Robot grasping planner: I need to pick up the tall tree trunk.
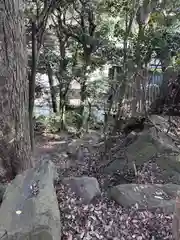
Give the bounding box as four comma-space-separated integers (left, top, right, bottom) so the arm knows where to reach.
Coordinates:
59, 90, 66, 131
77, 50, 90, 131
85, 99, 92, 132
29, 22, 37, 152
60, 104, 66, 131
0, 0, 33, 180
47, 64, 57, 113
28, 3, 52, 150
77, 81, 87, 131
160, 58, 171, 100
113, 6, 135, 128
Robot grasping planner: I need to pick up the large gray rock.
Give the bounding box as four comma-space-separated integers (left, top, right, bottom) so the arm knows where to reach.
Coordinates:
126, 127, 179, 163
105, 127, 180, 179
0, 183, 6, 203
149, 115, 170, 131
110, 183, 180, 214
63, 176, 101, 204
0, 160, 61, 240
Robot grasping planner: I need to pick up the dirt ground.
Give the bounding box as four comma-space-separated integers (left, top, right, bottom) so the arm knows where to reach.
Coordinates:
33, 129, 176, 240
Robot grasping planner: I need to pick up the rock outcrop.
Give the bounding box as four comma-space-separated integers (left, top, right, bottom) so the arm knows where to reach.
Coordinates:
63, 176, 101, 204
0, 183, 6, 204
104, 121, 180, 183
110, 183, 180, 214
0, 160, 61, 240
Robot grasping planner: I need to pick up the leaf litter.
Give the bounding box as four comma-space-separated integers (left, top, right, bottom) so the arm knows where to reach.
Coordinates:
36, 133, 175, 239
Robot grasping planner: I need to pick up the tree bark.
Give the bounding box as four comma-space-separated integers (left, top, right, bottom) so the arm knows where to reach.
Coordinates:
77, 81, 87, 130
29, 21, 37, 152
47, 64, 57, 113
77, 49, 90, 131
0, 0, 33, 180
160, 58, 171, 100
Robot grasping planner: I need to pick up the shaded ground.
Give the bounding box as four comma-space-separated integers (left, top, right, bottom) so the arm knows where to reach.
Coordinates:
34, 121, 180, 240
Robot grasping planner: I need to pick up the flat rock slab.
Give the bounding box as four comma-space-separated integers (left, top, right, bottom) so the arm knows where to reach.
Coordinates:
63, 176, 101, 204
110, 183, 180, 214
0, 160, 61, 240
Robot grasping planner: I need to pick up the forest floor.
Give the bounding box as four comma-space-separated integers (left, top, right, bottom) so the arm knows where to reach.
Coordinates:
34, 124, 177, 240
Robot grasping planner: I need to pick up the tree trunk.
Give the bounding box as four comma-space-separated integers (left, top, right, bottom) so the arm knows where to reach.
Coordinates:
29, 22, 37, 151
60, 104, 66, 131
160, 58, 171, 100
47, 64, 57, 113
85, 100, 92, 132
0, 0, 33, 180
77, 81, 87, 130
59, 89, 66, 131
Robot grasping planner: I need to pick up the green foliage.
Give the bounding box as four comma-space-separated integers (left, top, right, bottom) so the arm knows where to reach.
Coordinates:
45, 115, 62, 133
39, 110, 84, 133
27, 0, 180, 131
35, 115, 46, 122
34, 115, 59, 133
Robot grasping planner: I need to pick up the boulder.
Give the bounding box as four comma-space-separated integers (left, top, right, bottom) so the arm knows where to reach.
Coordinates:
149, 114, 169, 128
110, 183, 180, 214
105, 127, 180, 176
123, 131, 138, 147
67, 139, 84, 158
63, 176, 101, 204
0, 160, 61, 240
0, 183, 6, 203
126, 127, 179, 163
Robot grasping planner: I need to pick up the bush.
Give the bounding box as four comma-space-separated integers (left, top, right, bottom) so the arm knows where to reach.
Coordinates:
33, 115, 46, 133
45, 114, 62, 133
34, 111, 80, 133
